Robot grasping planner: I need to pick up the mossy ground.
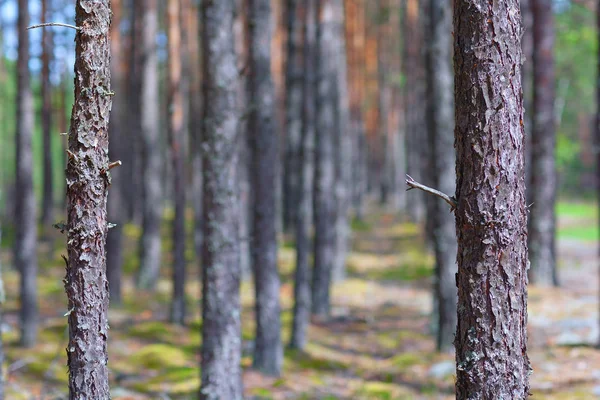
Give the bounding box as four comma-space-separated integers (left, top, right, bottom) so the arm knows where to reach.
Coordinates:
0, 201, 598, 398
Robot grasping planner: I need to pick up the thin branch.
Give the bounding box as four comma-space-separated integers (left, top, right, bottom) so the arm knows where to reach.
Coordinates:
405, 174, 457, 211
27, 22, 79, 31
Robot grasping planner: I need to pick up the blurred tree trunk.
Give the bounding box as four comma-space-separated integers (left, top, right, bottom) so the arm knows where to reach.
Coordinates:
64, 1, 112, 396
332, 0, 351, 283
41, 0, 54, 228
453, 0, 530, 396
283, 0, 302, 235
248, 0, 283, 375
200, 0, 243, 398
521, 0, 533, 196
403, 0, 426, 223
424, 0, 457, 352
529, 0, 557, 287
290, 0, 315, 351
136, 0, 163, 290
596, 0, 600, 348
168, 0, 187, 325
312, 0, 338, 318
15, 0, 38, 348
186, 0, 204, 264
377, 0, 392, 205
0, 220, 5, 400
107, 0, 125, 305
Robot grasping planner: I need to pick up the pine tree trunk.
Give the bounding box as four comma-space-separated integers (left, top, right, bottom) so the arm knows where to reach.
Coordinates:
200, 0, 243, 398
107, 0, 125, 305
283, 0, 302, 235
521, 0, 533, 197
64, 1, 112, 397
41, 0, 54, 228
453, 1, 530, 397
248, 0, 283, 376
290, 0, 316, 351
529, 0, 557, 287
168, 0, 187, 325
137, 0, 163, 290
332, 0, 351, 283
15, 0, 38, 348
424, 0, 457, 353
312, 0, 338, 318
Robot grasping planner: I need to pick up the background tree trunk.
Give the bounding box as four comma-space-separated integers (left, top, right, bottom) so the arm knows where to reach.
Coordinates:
529, 0, 558, 287
200, 0, 243, 397
290, 0, 316, 351
521, 0, 533, 195
424, 0, 457, 352
248, 0, 283, 376
453, 0, 530, 397
64, 1, 112, 396
137, 0, 163, 290
41, 0, 54, 228
312, 0, 338, 318
15, 0, 38, 348
283, 0, 302, 235
107, 0, 125, 306
168, 0, 187, 325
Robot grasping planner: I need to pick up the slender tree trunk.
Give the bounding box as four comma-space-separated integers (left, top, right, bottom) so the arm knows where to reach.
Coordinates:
377, 0, 392, 205
424, 0, 457, 352
168, 0, 187, 325
312, 0, 338, 318
453, 1, 530, 397
332, 0, 351, 283
596, 0, 600, 349
107, 0, 125, 306
248, 0, 283, 376
15, 0, 38, 348
64, 1, 112, 397
41, 0, 54, 228
290, 0, 316, 351
137, 0, 163, 290
0, 222, 5, 400
528, 0, 557, 287
283, 0, 302, 235
200, 0, 243, 398
403, 0, 426, 223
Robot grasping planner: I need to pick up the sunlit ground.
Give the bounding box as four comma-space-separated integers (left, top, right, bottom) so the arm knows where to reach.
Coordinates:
0, 200, 599, 399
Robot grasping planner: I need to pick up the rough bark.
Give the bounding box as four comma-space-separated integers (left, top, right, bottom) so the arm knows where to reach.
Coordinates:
64, 1, 112, 397
311, 0, 337, 318
107, 0, 125, 305
168, 0, 187, 325
290, 0, 316, 351
528, 0, 557, 287
248, 0, 283, 376
332, 0, 351, 283
137, 0, 163, 290
283, 0, 303, 235
453, 1, 531, 397
15, 0, 38, 348
199, 0, 243, 398
424, 0, 457, 352
41, 0, 55, 227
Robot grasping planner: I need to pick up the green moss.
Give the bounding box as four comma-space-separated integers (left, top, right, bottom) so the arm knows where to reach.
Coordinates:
389, 352, 423, 370
250, 388, 274, 399
287, 350, 349, 372
128, 321, 173, 342
351, 217, 372, 232
353, 382, 394, 400
557, 224, 598, 241
556, 201, 597, 219
130, 344, 189, 370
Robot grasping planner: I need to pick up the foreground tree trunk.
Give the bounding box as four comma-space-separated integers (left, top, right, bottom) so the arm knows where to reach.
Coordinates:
64, 1, 112, 397
454, 0, 530, 397
168, 0, 187, 325
290, 0, 316, 351
137, 0, 163, 290
248, 0, 283, 376
200, 0, 243, 398
41, 0, 54, 227
107, 0, 125, 305
312, 0, 337, 318
15, 0, 38, 348
528, 0, 557, 287
424, 0, 457, 352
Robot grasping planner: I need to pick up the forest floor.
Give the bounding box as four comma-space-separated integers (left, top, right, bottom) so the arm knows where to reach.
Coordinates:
1, 201, 599, 399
